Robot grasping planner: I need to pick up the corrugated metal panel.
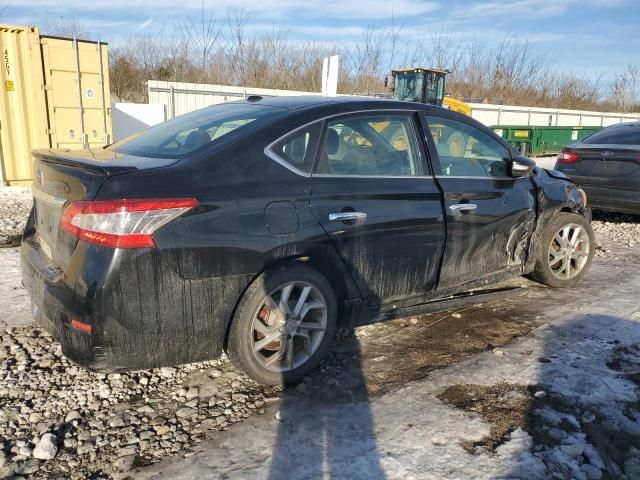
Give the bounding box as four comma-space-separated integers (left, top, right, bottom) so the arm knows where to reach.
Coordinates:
469, 103, 640, 128
0, 24, 112, 186
0, 24, 49, 185
148, 81, 317, 118
41, 35, 112, 150
146, 81, 640, 129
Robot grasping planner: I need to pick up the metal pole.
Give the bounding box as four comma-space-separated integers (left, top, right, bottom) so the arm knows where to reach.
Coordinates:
73, 36, 87, 148
97, 40, 109, 145
170, 85, 176, 119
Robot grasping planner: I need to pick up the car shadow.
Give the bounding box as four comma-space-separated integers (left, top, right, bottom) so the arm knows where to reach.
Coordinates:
267, 333, 385, 480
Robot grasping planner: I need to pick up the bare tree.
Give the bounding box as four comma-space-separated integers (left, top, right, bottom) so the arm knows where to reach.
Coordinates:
610, 64, 639, 112
43, 17, 92, 39
179, 0, 221, 80
105, 11, 637, 113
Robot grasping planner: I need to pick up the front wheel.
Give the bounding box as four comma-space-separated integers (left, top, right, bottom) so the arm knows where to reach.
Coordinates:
527, 212, 595, 288
227, 263, 337, 385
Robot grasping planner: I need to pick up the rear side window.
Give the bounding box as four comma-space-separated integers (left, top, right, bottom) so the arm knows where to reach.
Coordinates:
583, 126, 640, 145
111, 103, 279, 158
315, 114, 422, 176
269, 122, 323, 174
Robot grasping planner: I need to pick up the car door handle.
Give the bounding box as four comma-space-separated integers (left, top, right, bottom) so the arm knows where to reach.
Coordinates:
328, 212, 368, 222
449, 204, 478, 214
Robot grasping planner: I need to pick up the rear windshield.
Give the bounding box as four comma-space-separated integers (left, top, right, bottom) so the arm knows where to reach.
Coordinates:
583, 125, 640, 145
111, 103, 279, 158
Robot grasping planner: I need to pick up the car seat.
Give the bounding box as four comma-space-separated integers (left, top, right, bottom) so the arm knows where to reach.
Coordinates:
316, 128, 339, 174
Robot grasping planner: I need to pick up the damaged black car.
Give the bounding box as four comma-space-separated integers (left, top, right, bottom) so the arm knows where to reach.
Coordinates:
21, 96, 594, 384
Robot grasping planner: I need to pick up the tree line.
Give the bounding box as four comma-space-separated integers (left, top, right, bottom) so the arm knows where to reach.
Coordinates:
45, 11, 639, 113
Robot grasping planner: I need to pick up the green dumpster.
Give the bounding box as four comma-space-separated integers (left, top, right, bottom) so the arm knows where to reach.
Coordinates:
491, 125, 601, 156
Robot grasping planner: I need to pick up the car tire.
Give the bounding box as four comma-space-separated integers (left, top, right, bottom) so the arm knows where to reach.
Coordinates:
527, 212, 595, 288
227, 263, 338, 385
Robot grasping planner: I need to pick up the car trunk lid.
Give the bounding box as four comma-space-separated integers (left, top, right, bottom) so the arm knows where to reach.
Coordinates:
31, 148, 178, 269
562, 144, 640, 188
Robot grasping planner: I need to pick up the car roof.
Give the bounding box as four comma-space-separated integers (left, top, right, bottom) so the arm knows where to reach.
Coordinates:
236, 95, 435, 112
602, 121, 640, 130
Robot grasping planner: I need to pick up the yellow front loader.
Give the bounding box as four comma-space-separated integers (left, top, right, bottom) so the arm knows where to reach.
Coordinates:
387, 68, 472, 116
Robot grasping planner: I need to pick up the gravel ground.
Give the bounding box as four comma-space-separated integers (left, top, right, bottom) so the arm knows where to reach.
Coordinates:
0, 188, 32, 247
592, 211, 640, 254
0, 331, 280, 479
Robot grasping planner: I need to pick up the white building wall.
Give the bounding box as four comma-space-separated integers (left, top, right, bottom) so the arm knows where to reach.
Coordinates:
111, 103, 166, 141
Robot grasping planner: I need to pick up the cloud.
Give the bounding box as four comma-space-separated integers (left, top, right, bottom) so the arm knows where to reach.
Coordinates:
137, 18, 153, 30
453, 0, 576, 19
11, 0, 439, 20
453, 0, 626, 19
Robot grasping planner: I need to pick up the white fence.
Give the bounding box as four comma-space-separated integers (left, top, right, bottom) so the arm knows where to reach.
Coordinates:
148, 80, 640, 127
148, 81, 317, 119
469, 103, 640, 127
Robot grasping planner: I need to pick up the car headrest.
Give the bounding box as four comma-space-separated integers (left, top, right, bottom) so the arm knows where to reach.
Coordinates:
325, 128, 339, 155
184, 130, 211, 151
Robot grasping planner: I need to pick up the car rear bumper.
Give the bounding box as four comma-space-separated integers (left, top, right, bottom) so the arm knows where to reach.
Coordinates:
21, 236, 232, 371
582, 185, 640, 215
21, 237, 100, 367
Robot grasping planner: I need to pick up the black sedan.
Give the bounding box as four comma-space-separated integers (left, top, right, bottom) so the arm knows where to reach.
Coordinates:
22, 96, 594, 384
555, 122, 640, 214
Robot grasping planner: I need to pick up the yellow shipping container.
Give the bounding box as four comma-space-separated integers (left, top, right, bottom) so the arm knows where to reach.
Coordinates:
0, 24, 112, 186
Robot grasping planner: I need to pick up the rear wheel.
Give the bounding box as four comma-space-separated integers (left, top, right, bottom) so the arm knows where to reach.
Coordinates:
227, 263, 337, 385
528, 212, 595, 288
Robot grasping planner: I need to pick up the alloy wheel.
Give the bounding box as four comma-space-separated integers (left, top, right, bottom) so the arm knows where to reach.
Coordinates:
548, 223, 590, 280
251, 281, 328, 373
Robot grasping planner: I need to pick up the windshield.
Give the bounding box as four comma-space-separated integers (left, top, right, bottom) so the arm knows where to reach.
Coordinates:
394, 71, 445, 105
111, 103, 279, 158
394, 72, 424, 102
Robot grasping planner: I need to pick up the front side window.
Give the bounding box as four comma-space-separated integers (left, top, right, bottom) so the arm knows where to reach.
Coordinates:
423, 115, 510, 178
316, 114, 422, 176
269, 122, 322, 174
111, 103, 279, 159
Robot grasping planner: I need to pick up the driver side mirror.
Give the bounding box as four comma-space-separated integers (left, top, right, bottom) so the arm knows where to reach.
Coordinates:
511, 154, 536, 177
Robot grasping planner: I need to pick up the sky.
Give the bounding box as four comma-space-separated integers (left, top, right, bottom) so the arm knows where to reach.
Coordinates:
1, 0, 639, 80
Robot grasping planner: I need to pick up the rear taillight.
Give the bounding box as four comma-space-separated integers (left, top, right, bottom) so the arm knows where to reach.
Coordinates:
60, 198, 197, 248
557, 150, 578, 163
